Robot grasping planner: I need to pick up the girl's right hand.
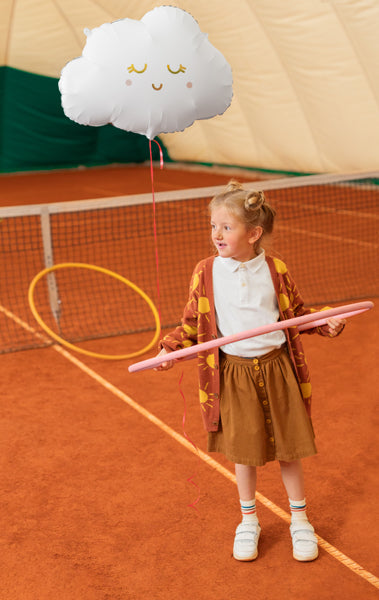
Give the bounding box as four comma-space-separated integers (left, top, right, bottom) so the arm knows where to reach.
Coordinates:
154, 347, 175, 371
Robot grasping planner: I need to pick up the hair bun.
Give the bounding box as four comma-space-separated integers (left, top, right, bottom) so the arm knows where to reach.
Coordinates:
225, 179, 244, 193
245, 190, 265, 210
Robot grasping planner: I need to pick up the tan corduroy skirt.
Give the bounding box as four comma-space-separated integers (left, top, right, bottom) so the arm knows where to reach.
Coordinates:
207, 347, 317, 466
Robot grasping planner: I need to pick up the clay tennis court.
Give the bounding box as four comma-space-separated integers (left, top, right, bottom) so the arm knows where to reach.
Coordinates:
1, 165, 378, 599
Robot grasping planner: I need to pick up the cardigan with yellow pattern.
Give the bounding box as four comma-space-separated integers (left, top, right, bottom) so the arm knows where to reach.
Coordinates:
160, 255, 334, 433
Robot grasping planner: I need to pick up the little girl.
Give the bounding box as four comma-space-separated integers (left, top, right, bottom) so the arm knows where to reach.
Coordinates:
155, 181, 345, 562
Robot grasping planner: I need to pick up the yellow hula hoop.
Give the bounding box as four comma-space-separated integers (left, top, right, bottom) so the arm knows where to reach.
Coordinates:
28, 262, 161, 360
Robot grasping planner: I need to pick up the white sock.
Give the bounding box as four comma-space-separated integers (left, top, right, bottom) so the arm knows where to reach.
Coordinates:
240, 499, 259, 524
289, 498, 308, 522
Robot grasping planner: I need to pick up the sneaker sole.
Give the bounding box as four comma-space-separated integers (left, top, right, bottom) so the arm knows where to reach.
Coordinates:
233, 550, 258, 562
293, 548, 319, 562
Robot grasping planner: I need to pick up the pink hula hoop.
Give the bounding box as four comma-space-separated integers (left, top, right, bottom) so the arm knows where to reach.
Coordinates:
128, 301, 374, 373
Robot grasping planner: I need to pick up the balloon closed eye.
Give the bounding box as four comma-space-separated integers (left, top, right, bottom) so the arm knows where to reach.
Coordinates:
167, 64, 186, 74
127, 64, 147, 74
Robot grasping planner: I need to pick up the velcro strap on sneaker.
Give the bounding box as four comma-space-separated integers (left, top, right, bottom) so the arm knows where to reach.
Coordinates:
235, 523, 260, 543
290, 521, 317, 543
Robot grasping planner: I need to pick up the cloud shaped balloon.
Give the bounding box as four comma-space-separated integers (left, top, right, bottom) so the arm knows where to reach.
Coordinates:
58, 6, 233, 140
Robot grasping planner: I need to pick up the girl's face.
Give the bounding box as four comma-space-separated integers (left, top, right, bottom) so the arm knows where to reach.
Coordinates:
210, 206, 262, 262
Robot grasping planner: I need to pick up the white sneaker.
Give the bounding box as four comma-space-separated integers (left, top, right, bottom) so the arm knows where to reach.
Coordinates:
290, 520, 319, 562
233, 521, 261, 561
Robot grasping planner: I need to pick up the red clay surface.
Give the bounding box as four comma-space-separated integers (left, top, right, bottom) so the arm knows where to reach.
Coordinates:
0, 164, 378, 599
0, 163, 264, 206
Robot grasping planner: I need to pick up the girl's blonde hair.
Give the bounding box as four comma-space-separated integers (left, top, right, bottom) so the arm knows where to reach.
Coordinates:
209, 180, 276, 237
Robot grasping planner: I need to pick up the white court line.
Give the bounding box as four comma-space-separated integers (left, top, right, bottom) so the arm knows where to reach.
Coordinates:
276, 225, 378, 250
1, 303, 378, 591
277, 200, 379, 221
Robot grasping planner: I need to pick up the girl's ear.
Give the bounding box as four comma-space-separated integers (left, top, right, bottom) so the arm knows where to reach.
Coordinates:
248, 226, 263, 245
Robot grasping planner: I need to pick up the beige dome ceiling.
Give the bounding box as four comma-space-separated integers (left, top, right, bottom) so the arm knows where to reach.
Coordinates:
2, 0, 379, 173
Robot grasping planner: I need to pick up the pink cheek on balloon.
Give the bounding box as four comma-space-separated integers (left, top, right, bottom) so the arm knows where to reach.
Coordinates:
125, 79, 133, 86
186, 81, 193, 88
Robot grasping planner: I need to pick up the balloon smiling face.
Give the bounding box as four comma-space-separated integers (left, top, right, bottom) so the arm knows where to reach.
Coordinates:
59, 6, 233, 140
126, 62, 188, 91
125, 61, 189, 93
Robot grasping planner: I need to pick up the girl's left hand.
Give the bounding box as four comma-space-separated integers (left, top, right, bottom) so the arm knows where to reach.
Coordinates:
326, 317, 346, 336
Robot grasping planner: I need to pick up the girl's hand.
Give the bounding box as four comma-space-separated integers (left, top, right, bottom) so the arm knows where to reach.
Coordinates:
154, 347, 175, 371
326, 317, 346, 336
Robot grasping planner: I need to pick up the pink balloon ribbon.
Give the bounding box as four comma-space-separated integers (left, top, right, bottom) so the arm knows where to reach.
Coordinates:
128, 301, 373, 373
149, 138, 164, 323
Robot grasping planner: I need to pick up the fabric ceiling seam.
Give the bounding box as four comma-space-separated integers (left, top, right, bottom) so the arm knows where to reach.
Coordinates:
163, 118, 214, 165
193, 120, 215, 164
230, 81, 263, 162
328, 1, 379, 109
3, 0, 17, 66
81, 0, 121, 25
208, 17, 269, 164
52, 0, 95, 55
200, 11, 262, 162
244, 0, 329, 172
232, 84, 282, 167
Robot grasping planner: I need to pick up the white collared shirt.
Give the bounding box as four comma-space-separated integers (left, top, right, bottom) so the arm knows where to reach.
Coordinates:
212, 250, 286, 357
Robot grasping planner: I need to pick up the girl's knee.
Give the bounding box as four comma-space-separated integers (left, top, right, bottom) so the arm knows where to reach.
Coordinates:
279, 459, 302, 469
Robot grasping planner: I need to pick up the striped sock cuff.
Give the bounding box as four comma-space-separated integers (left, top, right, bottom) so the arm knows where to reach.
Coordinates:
289, 498, 307, 515
240, 499, 256, 516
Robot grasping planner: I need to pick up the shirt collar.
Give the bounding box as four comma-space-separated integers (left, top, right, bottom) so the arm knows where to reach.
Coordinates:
217, 250, 266, 273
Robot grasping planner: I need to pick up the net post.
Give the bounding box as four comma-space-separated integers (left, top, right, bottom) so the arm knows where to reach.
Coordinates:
40, 206, 61, 326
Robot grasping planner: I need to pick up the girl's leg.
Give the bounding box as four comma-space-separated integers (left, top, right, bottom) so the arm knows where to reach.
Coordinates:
233, 464, 261, 562
279, 459, 318, 562
279, 459, 305, 501
235, 463, 258, 522
235, 463, 257, 501
280, 459, 308, 520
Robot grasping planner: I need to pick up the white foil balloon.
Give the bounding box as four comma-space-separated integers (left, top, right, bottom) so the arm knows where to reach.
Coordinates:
59, 6, 233, 140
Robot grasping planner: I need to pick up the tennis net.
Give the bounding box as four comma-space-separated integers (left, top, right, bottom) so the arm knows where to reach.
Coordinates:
1, 171, 378, 354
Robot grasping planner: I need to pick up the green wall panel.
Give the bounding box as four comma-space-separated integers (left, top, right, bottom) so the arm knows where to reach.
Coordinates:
0, 67, 168, 173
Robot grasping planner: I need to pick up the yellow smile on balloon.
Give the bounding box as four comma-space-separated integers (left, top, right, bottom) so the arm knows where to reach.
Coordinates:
152, 83, 163, 90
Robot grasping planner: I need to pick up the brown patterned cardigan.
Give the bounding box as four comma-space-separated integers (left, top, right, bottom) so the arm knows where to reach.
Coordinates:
160, 255, 337, 432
